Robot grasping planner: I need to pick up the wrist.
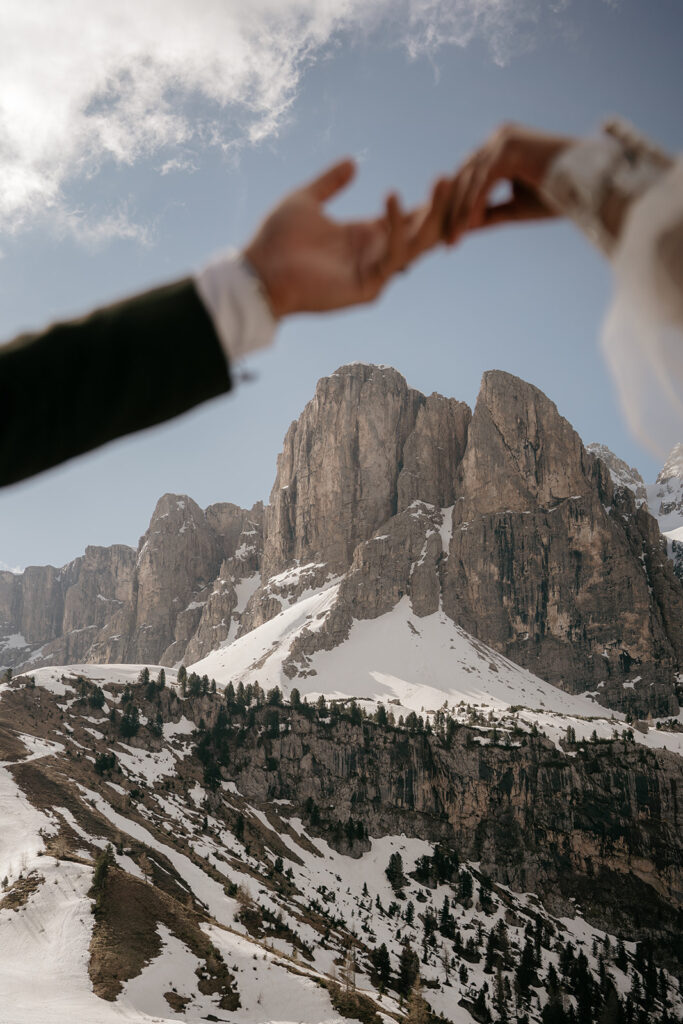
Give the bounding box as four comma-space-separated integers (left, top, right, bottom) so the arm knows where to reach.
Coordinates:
195, 250, 278, 365
242, 243, 288, 320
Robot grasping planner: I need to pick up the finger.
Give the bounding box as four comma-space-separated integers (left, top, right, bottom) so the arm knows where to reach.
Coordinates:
362, 194, 408, 299
448, 161, 480, 242
407, 178, 451, 258
475, 194, 557, 229
304, 158, 356, 202
445, 154, 487, 245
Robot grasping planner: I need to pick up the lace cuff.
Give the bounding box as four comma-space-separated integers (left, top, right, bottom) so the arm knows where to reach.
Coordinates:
540, 120, 673, 256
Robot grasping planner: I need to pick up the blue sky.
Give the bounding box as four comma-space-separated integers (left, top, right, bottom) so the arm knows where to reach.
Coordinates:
1, 0, 681, 570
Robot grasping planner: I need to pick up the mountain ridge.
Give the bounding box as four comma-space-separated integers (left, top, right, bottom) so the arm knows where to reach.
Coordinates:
2, 364, 682, 718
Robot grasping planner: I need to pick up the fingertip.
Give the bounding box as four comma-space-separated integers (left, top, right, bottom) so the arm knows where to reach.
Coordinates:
340, 157, 357, 181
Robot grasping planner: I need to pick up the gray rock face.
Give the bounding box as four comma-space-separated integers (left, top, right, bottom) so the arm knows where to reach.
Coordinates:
440, 373, 683, 709
4, 364, 682, 718
259, 368, 683, 715
262, 365, 426, 579
397, 393, 470, 511
0, 496, 264, 672
586, 442, 648, 504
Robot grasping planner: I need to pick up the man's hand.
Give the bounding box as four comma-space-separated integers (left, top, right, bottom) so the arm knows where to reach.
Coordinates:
442, 123, 574, 245
243, 159, 449, 318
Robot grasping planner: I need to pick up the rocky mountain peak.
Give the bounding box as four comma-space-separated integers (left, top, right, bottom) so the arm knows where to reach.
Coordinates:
454, 370, 591, 520
586, 442, 647, 504
262, 363, 466, 578
657, 441, 683, 483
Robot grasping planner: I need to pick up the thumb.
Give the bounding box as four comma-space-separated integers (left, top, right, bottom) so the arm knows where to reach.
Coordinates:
304, 158, 356, 202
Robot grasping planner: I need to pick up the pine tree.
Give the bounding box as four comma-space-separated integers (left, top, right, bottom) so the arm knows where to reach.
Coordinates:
386, 852, 406, 892
370, 942, 391, 992
398, 942, 420, 997
90, 843, 115, 900
119, 703, 140, 739
156, 668, 166, 689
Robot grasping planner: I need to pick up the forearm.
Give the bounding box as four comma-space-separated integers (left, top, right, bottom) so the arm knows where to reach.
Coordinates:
0, 278, 230, 487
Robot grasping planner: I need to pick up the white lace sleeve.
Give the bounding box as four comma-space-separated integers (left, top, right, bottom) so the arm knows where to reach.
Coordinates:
601, 158, 683, 455
540, 120, 672, 255
540, 122, 682, 454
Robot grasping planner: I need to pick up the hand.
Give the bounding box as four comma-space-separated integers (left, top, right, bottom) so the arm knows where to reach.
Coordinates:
243, 159, 450, 318
443, 123, 575, 245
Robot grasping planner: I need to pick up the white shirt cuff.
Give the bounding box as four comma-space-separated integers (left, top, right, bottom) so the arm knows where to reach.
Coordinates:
194, 251, 278, 367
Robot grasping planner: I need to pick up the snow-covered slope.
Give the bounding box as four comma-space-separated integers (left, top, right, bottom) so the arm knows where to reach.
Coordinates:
186, 590, 680, 754
1, 668, 681, 1024
192, 592, 601, 715
647, 441, 683, 541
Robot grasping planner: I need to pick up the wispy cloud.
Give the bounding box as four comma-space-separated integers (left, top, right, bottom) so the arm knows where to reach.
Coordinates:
0, 0, 573, 241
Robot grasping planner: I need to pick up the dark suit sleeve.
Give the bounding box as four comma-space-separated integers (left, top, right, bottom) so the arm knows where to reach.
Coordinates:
0, 277, 231, 487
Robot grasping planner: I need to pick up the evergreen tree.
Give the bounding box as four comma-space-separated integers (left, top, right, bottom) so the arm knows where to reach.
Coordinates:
397, 942, 420, 997
439, 895, 453, 937
473, 987, 491, 1022
484, 929, 497, 974
386, 852, 406, 892
90, 843, 115, 899
119, 703, 140, 739
515, 938, 536, 997
599, 985, 625, 1024
615, 939, 628, 973
156, 668, 166, 689
459, 868, 473, 902
289, 687, 301, 708
89, 685, 106, 709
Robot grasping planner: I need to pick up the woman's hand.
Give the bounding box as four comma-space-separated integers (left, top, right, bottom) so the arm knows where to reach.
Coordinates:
443, 123, 574, 245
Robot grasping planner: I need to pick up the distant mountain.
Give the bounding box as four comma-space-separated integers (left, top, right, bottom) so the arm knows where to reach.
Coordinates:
585, 443, 648, 504
2, 366, 682, 720
3, 368, 683, 1024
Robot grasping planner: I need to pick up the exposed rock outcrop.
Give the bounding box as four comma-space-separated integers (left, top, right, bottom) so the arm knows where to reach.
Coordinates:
441, 373, 683, 709
586, 442, 648, 504
256, 368, 683, 715
3, 365, 682, 717
262, 365, 426, 579
0, 496, 264, 671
